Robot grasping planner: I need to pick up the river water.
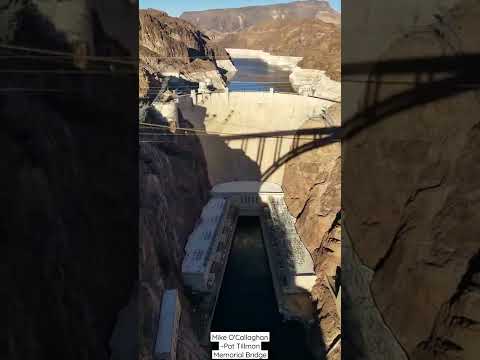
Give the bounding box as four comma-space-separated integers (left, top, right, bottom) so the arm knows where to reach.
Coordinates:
211, 217, 314, 360
228, 58, 294, 93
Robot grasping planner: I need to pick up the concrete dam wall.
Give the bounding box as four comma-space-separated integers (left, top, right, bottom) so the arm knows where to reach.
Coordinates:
178, 91, 333, 185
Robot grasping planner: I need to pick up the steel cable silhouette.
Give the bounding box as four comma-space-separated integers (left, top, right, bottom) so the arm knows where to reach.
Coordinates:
140, 54, 480, 177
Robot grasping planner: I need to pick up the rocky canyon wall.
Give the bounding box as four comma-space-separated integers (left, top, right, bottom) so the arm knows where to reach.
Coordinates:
343, 0, 480, 359
139, 111, 211, 360
4, 2, 138, 359
282, 105, 342, 359
139, 9, 236, 98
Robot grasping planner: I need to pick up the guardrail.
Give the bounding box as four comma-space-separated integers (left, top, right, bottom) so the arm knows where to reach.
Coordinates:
140, 85, 340, 102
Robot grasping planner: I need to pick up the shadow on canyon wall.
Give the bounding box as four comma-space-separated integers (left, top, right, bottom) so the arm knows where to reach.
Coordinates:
196, 54, 480, 157
341, 3, 480, 357
342, 54, 480, 139
139, 107, 212, 360
186, 102, 263, 184
4, 3, 138, 360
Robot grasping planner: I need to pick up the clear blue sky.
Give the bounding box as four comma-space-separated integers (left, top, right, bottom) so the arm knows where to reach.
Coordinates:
139, 0, 341, 17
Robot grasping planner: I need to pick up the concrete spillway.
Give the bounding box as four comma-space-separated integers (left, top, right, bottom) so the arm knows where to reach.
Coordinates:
178, 91, 333, 185
182, 182, 316, 343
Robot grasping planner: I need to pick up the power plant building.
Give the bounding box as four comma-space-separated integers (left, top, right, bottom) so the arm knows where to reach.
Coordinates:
182, 198, 229, 292
183, 182, 317, 339
154, 289, 181, 360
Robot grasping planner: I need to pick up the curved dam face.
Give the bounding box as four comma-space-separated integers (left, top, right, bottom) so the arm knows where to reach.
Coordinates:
178, 91, 333, 185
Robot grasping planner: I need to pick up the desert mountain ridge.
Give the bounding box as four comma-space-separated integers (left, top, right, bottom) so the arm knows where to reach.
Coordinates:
180, 0, 340, 35
178, 1, 340, 79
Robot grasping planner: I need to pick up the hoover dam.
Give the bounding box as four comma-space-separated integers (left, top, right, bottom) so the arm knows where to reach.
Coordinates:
177, 89, 337, 185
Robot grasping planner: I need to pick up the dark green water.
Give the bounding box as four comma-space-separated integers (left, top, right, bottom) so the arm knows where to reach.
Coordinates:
211, 217, 314, 360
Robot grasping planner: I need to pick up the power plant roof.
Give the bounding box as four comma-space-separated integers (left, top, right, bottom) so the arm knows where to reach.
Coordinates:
182, 198, 226, 274
154, 289, 180, 357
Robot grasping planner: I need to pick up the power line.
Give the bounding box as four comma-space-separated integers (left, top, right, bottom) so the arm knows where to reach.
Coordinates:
145, 82, 296, 87
341, 77, 480, 87
0, 69, 136, 75
0, 88, 78, 93
139, 122, 330, 141
143, 85, 297, 90
142, 123, 217, 135
0, 44, 137, 65
229, 81, 295, 84
139, 131, 322, 141
0, 54, 227, 59
140, 88, 341, 102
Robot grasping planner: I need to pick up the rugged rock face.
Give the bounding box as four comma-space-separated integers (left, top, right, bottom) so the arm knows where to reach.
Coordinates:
4, 2, 138, 359
139, 9, 236, 97
218, 18, 340, 80
342, 225, 408, 360
343, 0, 480, 359
283, 109, 341, 359
139, 112, 211, 360
180, 0, 340, 34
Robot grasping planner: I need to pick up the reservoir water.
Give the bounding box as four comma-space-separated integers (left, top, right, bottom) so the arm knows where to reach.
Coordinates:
228, 58, 294, 93
211, 217, 314, 360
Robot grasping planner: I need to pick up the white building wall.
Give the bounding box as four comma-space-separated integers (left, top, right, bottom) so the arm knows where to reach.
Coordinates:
154, 289, 181, 360
182, 199, 229, 292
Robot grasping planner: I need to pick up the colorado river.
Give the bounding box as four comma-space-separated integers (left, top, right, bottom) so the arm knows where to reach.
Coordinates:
211, 217, 314, 360
228, 58, 294, 93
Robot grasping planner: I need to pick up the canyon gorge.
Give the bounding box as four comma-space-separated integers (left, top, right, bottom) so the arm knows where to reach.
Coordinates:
139, 2, 341, 359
